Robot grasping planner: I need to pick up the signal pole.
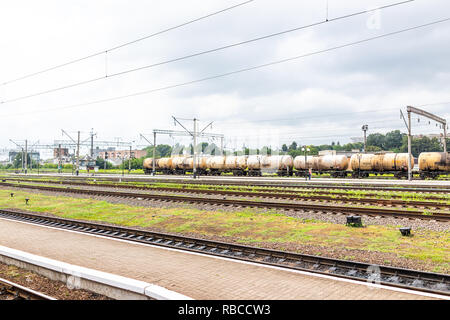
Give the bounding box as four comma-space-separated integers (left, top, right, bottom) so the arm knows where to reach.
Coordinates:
362, 125, 368, 153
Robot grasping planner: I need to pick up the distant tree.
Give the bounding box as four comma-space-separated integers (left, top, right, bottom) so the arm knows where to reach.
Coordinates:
366, 145, 383, 152
384, 130, 404, 150
367, 133, 386, 149
288, 141, 298, 151
282, 144, 288, 152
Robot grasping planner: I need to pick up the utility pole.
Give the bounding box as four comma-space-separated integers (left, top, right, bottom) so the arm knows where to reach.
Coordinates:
193, 118, 198, 178
302, 146, 310, 181
90, 128, 94, 158
220, 137, 224, 156
402, 106, 448, 181
76, 131, 80, 176
153, 132, 156, 175
61, 129, 81, 176
129, 145, 132, 174
400, 109, 412, 181
362, 125, 368, 153
24, 139, 28, 174
58, 144, 62, 174
150, 122, 222, 178
445, 124, 448, 154
407, 110, 412, 181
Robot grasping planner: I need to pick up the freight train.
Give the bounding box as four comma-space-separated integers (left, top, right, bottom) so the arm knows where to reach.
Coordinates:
143, 152, 450, 179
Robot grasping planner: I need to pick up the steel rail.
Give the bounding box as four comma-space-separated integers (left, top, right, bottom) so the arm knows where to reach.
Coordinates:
0, 181, 448, 221
5, 179, 450, 211
4, 177, 449, 201
0, 277, 55, 300
0, 208, 448, 296
12, 174, 450, 193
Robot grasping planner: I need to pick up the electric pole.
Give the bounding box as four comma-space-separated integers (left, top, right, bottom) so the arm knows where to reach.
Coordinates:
193, 118, 197, 178
400, 109, 412, 181
90, 128, 94, 158
61, 129, 81, 176
58, 144, 62, 174
129, 145, 132, 173
401, 106, 448, 181
24, 139, 28, 174
153, 132, 156, 175
407, 110, 412, 181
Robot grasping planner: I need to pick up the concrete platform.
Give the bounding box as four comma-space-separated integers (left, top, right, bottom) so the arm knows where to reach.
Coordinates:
0, 217, 445, 300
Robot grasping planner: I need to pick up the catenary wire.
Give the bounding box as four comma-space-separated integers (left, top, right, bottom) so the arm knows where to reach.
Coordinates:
0, 0, 256, 86
0, 0, 415, 105
0, 16, 448, 118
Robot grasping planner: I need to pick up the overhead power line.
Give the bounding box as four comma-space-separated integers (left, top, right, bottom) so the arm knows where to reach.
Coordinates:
1, 16, 449, 118
0, 0, 414, 105
0, 0, 255, 86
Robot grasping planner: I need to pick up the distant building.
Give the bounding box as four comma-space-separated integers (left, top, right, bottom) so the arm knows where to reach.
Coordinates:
98, 149, 147, 160
53, 147, 69, 158
318, 150, 336, 156
8, 151, 40, 163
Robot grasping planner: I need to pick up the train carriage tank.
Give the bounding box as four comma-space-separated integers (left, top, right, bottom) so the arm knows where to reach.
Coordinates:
224, 156, 248, 175
247, 155, 263, 170
293, 156, 320, 170
224, 156, 238, 170
317, 155, 348, 171
154, 157, 173, 174
247, 155, 264, 176
419, 152, 450, 172
171, 156, 186, 170
236, 155, 248, 169
349, 154, 376, 171
206, 156, 226, 175
181, 157, 193, 170
183, 156, 208, 174
382, 153, 413, 171
371, 154, 385, 171
261, 155, 293, 175
143, 158, 158, 174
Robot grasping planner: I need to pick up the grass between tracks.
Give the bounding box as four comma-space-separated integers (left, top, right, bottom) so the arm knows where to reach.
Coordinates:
0, 189, 448, 273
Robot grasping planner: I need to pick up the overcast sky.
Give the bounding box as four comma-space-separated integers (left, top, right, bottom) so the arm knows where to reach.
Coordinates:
0, 0, 449, 158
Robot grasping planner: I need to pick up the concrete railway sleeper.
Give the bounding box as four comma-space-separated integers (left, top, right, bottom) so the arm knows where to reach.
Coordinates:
0, 182, 449, 221
0, 208, 448, 296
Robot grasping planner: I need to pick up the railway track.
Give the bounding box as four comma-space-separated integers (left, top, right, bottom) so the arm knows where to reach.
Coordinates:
6, 174, 450, 193
4, 177, 449, 201
4, 179, 450, 211
1, 181, 449, 221
0, 277, 55, 300
0, 208, 448, 297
